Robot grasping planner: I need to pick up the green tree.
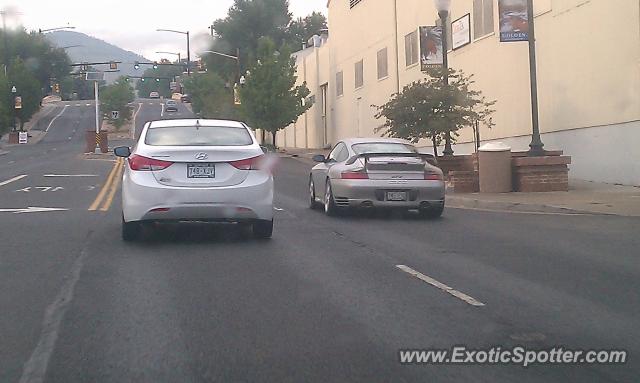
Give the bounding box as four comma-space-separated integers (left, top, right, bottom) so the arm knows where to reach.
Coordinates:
374, 68, 495, 156
240, 37, 310, 147
8, 58, 42, 130
184, 72, 237, 120
100, 77, 135, 130
135, 63, 182, 98
0, 73, 12, 135
286, 12, 328, 49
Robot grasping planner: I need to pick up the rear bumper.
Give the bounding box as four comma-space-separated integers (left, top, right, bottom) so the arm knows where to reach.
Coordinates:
330, 178, 445, 209
122, 170, 274, 222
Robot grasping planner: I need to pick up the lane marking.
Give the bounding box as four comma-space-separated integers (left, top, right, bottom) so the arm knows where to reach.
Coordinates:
0, 174, 27, 187
99, 159, 124, 211
85, 103, 91, 106
274, 207, 285, 211
396, 265, 486, 307
75, 104, 81, 107
132, 102, 143, 140
88, 158, 122, 211
45, 105, 69, 133
160, 103, 165, 117
44, 174, 98, 178
447, 206, 598, 216
0, 207, 68, 214
19, 244, 90, 383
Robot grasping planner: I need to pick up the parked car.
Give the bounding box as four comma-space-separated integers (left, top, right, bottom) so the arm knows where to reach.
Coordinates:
114, 119, 274, 241
149, 91, 160, 99
165, 99, 178, 112
309, 138, 445, 217
180, 94, 192, 103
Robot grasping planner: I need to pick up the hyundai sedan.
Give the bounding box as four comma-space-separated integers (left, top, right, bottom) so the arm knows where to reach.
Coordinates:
114, 119, 274, 241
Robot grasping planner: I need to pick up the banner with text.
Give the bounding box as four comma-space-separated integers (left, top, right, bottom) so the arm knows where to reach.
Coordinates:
420, 26, 443, 70
499, 0, 529, 42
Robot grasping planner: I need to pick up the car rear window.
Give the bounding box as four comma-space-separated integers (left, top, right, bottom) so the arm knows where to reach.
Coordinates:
352, 143, 417, 154
145, 126, 253, 146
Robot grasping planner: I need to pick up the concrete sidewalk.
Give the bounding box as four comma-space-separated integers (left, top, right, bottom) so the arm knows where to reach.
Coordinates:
281, 147, 640, 217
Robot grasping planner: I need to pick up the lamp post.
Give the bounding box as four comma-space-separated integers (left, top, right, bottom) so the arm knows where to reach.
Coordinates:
434, 0, 453, 156
199, 49, 241, 81
155, 51, 181, 63
526, 0, 545, 156
38, 26, 75, 34
156, 29, 190, 75
11, 85, 16, 131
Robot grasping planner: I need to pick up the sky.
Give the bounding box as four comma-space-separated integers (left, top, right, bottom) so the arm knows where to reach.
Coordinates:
3, 0, 328, 60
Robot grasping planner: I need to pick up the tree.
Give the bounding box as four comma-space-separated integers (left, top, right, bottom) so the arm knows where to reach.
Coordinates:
135, 63, 183, 98
184, 72, 237, 120
100, 77, 135, 130
286, 12, 328, 49
374, 68, 495, 156
240, 37, 310, 147
8, 58, 42, 130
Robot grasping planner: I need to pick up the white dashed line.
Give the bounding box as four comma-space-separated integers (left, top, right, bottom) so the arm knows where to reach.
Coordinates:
45, 105, 69, 132
44, 174, 97, 178
0, 174, 27, 187
396, 265, 486, 307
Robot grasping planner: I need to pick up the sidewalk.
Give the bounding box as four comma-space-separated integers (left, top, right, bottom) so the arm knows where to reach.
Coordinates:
281, 147, 640, 217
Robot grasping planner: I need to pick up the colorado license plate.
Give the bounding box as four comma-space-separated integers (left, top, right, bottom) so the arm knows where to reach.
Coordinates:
386, 191, 407, 201
187, 163, 215, 178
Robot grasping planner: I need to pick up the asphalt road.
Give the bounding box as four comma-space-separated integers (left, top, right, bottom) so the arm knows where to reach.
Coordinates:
0, 102, 638, 382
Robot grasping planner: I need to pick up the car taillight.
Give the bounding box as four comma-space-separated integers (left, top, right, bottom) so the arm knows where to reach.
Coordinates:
424, 172, 443, 181
128, 155, 173, 171
229, 155, 265, 170
341, 171, 369, 179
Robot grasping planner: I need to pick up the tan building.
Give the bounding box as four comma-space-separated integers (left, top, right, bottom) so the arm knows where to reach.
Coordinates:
278, 0, 640, 186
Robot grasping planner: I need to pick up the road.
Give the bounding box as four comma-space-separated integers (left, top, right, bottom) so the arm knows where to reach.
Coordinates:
0, 101, 638, 382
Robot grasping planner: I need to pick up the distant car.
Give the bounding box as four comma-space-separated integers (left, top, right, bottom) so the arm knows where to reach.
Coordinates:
180, 94, 192, 103
149, 91, 160, 99
309, 138, 445, 218
171, 93, 183, 101
165, 99, 178, 112
114, 119, 274, 241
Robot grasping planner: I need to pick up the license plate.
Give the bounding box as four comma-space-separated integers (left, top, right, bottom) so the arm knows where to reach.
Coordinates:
187, 163, 215, 178
386, 191, 407, 201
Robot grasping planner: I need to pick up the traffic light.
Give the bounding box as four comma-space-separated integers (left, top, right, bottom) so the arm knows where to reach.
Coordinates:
109, 61, 118, 70
140, 77, 146, 82
155, 78, 160, 82
134, 61, 140, 70
124, 76, 130, 82
81, 63, 88, 72
53, 83, 60, 93
153, 62, 159, 70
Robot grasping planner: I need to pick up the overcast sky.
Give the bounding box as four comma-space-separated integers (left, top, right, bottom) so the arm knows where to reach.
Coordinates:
5, 0, 327, 60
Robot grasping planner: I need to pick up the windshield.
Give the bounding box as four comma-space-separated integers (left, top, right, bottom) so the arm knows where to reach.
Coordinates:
145, 126, 253, 146
352, 142, 417, 154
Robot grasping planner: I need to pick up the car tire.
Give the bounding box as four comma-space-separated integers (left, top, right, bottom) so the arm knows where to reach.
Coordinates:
122, 217, 142, 241
309, 177, 320, 210
419, 204, 444, 219
324, 180, 340, 216
253, 219, 274, 239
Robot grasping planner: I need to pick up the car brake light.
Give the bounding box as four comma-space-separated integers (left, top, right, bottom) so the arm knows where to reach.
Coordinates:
424, 172, 443, 181
128, 155, 173, 171
229, 155, 265, 170
341, 171, 369, 179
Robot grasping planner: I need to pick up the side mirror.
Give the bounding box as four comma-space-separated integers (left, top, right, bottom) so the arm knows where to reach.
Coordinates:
312, 154, 327, 163
113, 146, 131, 158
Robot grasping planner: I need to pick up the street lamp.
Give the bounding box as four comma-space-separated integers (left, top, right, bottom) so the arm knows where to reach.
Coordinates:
433, 0, 453, 156
156, 29, 190, 75
38, 26, 75, 34
11, 86, 17, 131
525, 0, 545, 156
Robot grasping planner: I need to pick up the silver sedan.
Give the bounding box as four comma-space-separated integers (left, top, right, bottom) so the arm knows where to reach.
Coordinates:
309, 138, 445, 217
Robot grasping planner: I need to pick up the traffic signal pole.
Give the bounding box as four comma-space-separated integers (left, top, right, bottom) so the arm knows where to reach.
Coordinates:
94, 80, 100, 153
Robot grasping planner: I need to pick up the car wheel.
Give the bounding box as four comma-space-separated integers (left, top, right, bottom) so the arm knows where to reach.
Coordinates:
309, 177, 319, 210
253, 219, 274, 239
419, 204, 444, 219
324, 180, 340, 216
122, 216, 142, 241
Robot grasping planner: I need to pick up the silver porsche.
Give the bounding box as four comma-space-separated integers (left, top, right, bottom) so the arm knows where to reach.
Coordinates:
309, 138, 446, 217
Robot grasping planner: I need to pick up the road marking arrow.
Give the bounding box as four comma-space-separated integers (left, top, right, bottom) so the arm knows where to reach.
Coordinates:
0, 207, 69, 214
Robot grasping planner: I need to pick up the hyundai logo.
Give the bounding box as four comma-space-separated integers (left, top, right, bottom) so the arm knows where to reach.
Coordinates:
195, 152, 208, 160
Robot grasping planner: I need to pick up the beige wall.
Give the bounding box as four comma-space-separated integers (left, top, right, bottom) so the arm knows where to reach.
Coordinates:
282, 0, 640, 157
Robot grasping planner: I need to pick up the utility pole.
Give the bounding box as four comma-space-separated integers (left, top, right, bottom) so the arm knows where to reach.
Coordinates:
526, 0, 545, 156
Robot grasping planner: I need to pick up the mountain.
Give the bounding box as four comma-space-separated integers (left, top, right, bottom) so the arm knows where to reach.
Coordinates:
45, 31, 149, 84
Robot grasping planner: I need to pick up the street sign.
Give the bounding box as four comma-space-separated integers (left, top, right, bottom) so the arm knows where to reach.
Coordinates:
18, 132, 28, 144
85, 72, 105, 81
14, 96, 22, 109
111, 110, 120, 119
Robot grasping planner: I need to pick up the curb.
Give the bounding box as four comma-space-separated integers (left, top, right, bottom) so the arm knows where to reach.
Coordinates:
445, 195, 603, 215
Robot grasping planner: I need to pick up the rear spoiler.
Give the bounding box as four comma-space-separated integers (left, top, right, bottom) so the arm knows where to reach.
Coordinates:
346, 152, 438, 166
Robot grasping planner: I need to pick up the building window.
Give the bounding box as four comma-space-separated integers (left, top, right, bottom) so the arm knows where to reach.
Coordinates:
473, 0, 494, 39
350, 0, 363, 9
355, 60, 364, 89
336, 71, 344, 97
405, 31, 419, 67
377, 48, 388, 80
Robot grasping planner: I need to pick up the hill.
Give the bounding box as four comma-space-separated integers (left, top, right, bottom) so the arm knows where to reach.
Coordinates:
45, 31, 149, 84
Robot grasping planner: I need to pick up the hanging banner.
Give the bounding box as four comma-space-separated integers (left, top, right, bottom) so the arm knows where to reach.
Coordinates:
452, 14, 471, 50
419, 26, 443, 71
499, 0, 529, 42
